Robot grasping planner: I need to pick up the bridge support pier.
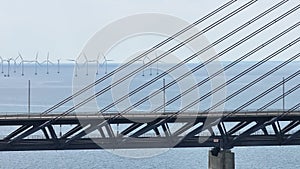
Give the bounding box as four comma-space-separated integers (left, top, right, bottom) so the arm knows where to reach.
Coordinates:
208, 148, 234, 169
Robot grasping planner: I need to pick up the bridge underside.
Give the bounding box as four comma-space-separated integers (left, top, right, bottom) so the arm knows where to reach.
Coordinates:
1, 136, 300, 151
1, 111, 300, 151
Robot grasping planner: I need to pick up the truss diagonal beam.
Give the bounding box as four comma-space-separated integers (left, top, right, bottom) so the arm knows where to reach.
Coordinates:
61, 124, 84, 139
3, 125, 31, 141
119, 123, 143, 136
227, 121, 251, 135
282, 121, 300, 134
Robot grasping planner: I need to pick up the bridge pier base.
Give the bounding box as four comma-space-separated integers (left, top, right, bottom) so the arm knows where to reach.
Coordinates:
208, 148, 234, 169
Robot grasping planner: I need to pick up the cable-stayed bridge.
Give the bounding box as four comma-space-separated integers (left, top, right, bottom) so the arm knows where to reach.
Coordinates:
0, 1, 300, 168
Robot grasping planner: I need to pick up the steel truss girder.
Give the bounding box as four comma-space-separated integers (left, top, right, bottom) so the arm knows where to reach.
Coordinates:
1, 112, 300, 151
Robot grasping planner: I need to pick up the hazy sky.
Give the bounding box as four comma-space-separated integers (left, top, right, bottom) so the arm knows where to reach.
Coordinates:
0, 0, 299, 62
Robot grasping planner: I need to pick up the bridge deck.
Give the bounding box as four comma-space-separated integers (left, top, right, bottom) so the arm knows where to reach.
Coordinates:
0, 111, 300, 151
1, 111, 300, 124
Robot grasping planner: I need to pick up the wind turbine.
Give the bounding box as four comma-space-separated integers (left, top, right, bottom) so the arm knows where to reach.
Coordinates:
16, 53, 24, 75
12, 56, 18, 73
17, 52, 34, 76
82, 53, 101, 76
96, 53, 101, 75
34, 52, 41, 75
57, 58, 60, 74
83, 53, 89, 76
42, 52, 54, 74
4, 58, 13, 77
142, 55, 152, 76
102, 53, 113, 74
67, 59, 79, 77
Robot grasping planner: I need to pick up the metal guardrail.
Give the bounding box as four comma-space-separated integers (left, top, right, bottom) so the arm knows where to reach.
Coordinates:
0, 110, 300, 120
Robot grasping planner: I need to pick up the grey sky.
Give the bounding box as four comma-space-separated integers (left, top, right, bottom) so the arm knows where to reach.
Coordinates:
0, 0, 299, 62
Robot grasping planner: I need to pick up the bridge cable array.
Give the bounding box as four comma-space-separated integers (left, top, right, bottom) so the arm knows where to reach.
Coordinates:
149, 21, 300, 115
97, 0, 290, 114
189, 37, 300, 114
119, 6, 300, 116
56, 2, 284, 119
55, 0, 258, 115
40, 0, 239, 115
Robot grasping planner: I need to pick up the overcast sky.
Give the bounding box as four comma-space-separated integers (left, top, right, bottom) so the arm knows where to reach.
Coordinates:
0, 0, 299, 62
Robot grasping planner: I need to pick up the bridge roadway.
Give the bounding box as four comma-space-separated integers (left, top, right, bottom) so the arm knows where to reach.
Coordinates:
0, 111, 300, 151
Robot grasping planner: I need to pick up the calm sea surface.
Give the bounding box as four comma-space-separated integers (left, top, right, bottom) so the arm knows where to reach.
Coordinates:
0, 62, 300, 169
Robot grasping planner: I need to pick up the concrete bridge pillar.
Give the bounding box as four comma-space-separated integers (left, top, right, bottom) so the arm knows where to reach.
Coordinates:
208, 148, 234, 169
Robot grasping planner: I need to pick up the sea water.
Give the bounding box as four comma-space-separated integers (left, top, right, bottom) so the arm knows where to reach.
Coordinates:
0, 62, 300, 169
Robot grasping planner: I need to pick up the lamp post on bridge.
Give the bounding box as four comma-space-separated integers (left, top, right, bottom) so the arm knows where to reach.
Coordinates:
28, 80, 31, 117
163, 78, 166, 113
283, 77, 285, 113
